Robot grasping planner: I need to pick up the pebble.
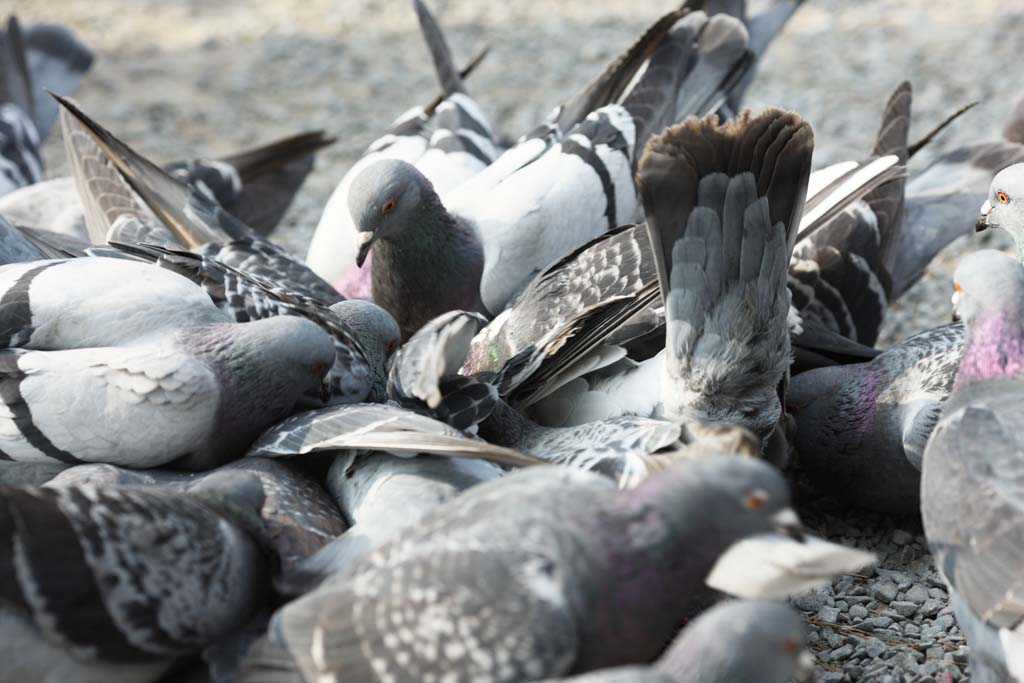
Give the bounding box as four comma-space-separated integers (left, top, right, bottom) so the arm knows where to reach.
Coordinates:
793, 590, 830, 612
891, 529, 913, 546
890, 601, 919, 617
849, 604, 868, 620
904, 584, 930, 605
872, 581, 899, 604
818, 606, 841, 624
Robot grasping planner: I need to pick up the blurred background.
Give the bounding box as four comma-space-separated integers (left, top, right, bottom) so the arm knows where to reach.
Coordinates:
11, 0, 1024, 341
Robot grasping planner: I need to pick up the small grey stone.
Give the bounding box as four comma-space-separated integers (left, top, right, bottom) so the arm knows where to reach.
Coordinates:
825, 629, 846, 648
817, 605, 840, 624
926, 646, 944, 660
793, 590, 829, 612
935, 614, 955, 629
836, 599, 850, 612
820, 673, 846, 683
904, 584, 929, 604
903, 623, 921, 637
864, 637, 887, 658
928, 587, 948, 600
828, 644, 854, 661
921, 598, 943, 617
850, 604, 868, 620
854, 616, 894, 631
952, 647, 970, 663
891, 601, 919, 617
873, 581, 898, 603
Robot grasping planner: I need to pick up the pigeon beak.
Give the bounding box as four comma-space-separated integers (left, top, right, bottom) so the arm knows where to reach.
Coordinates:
794, 650, 816, 683
976, 200, 993, 232
771, 508, 805, 543
356, 231, 378, 268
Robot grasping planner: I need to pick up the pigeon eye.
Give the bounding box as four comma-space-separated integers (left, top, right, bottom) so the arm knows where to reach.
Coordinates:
782, 636, 800, 653
998, 191, 1010, 204
953, 282, 963, 295
744, 489, 769, 509
385, 339, 398, 355
382, 197, 397, 214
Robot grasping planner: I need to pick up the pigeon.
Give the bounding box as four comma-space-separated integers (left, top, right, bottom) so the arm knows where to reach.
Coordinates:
976, 161, 1024, 257
0, 481, 270, 683
0, 259, 336, 469
0, 16, 93, 199
307, 0, 497, 287
240, 455, 806, 683
788, 322, 962, 514
282, 451, 505, 592
4, 127, 333, 243
921, 249, 1024, 683
349, 9, 753, 338
46, 457, 347, 577
789, 81, 912, 349
101, 243, 394, 403
529, 600, 813, 683
893, 95, 1024, 297
54, 95, 344, 306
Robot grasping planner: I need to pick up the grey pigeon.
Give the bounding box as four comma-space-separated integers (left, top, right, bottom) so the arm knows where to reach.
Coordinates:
893, 95, 1024, 297
307, 0, 497, 286
789, 81, 912, 349
46, 457, 347, 577
976, 161, 1024, 258
283, 451, 504, 591
0, 482, 269, 683
54, 95, 344, 305
103, 243, 392, 404
922, 249, 1024, 683
240, 455, 805, 683
788, 322, 962, 514
0, 16, 93, 198
530, 600, 813, 683
0, 258, 336, 469
349, 9, 753, 337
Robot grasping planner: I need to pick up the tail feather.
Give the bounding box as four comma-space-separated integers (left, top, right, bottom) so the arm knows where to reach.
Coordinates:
865, 80, 911, 275
622, 11, 753, 159
0, 17, 43, 194
0, 17, 33, 121
638, 109, 812, 436
21, 21, 93, 139
413, 0, 465, 96
1003, 93, 1024, 145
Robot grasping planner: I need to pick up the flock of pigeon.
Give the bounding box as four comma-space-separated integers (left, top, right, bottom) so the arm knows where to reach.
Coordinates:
2, 1, 1024, 682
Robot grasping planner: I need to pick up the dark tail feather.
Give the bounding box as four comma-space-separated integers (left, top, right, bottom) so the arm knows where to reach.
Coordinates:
413, 0, 465, 97
21, 21, 93, 139
1003, 94, 1024, 144
0, 17, 33, 121
621, 11, 753, 161
865, 81, 912, 276
907, 100, 978, 159
423, 44, 489, 116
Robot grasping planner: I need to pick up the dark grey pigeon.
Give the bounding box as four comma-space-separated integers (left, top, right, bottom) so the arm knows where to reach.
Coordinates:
307, 0, 497, 286
922, 249, 1024, 683
0, 259, 335, 469
349, 9, 753, 337
0, 482, 270, 683
789, 322, 962, 514
239, 456, 806, 683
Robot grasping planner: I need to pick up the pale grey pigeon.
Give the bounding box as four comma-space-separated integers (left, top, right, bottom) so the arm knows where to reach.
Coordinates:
307, 0, 497, 288
349, 9, 753, 338
0, 16, 92, 199
529, 600, 813, 683
893, 95, 1024, 297
282, 451, 504, 592
922, 249, 1024, 683
976, 161, 1024, 258
788, 322, 963, 514
0, 482, 270, 683
0, 258, 336, 468
239, 456, 806, 683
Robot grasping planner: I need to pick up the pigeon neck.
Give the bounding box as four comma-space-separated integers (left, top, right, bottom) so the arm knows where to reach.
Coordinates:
955, 311, 1024, 387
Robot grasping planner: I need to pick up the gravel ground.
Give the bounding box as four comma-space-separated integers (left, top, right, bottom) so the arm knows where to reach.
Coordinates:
12, 1, 1024, 680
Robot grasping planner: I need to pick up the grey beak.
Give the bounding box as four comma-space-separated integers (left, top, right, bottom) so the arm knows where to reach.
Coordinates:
356, 231, 377, 268
772, 508, 805, 543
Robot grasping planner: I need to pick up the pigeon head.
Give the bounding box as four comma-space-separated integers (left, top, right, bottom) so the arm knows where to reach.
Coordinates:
658, 600, 813, 683
329, 299, 402, 400
348, 159, 437, 267
629, 455, 804, 548
951, 249, 1024, 329
977, 164, 1024, 248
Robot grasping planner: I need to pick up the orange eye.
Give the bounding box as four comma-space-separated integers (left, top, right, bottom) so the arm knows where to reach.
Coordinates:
998, 191, 1010, 204
744, 489, 768, 509
954, 282, 963, 294
782, 636, 800, 653
382, 197, 397, 214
